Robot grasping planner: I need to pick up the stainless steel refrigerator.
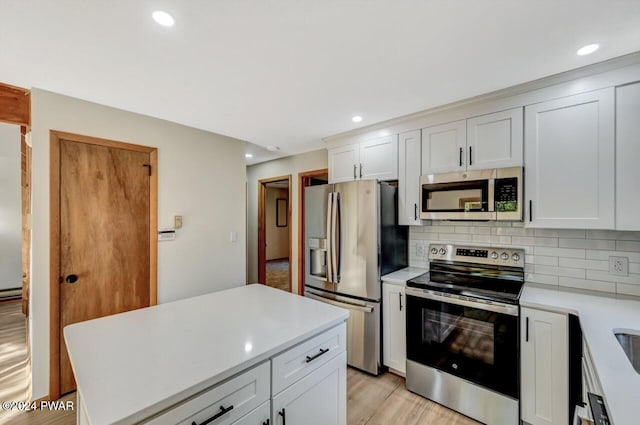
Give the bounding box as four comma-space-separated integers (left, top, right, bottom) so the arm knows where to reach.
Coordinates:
304, 180, 408, 375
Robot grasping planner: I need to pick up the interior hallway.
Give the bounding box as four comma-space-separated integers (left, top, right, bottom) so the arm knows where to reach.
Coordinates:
266, 259, 290, 292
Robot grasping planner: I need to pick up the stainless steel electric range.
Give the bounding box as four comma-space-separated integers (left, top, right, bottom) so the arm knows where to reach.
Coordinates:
405, 243, 525, 425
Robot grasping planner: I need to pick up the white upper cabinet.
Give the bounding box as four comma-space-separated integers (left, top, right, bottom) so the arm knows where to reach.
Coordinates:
328, 144, 359, 183
359, 135, 398, 181
466, 108, 523, 170
615, 82, 640, 231
328, 135, 398, 183
421, 120, 466, 174
398, 130, 422, 225
524, 88, 615, 229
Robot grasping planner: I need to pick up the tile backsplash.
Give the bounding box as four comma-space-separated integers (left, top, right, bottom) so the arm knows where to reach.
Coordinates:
409, 222, 640, 297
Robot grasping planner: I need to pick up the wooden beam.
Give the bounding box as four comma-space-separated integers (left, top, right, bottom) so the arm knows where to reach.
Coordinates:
0, 82, 30, 126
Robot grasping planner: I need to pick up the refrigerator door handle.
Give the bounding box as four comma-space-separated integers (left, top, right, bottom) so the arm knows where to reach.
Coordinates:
305, 293, 374, 313
326, 192, 334, 283
334, 192, 341, 283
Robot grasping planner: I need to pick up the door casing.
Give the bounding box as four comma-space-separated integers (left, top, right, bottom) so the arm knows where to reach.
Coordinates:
49, 130, 158, 400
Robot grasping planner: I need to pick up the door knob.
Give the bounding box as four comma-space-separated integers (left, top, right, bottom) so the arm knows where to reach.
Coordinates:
65, 274, 78, 284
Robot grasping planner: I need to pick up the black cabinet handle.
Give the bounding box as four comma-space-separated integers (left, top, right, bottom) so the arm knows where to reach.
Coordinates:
525, 317, 529, 342
414, 203, 418, 221
65, 274, 78, 284
459, 147, 463, 167
192, 405, 234, 425
529, 200, 533, 222
469, 146, 473, 166
359, 163, 363, 178
305, 348, 329, 363
262, 420, 270, 425
399, 293, 403, 311
279, 408, 286, 425
353, 164, 357, 180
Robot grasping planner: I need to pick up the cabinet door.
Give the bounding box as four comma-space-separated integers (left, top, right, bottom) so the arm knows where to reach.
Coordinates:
398, 130, 422, 225
232, 401, 270, 425
272, 351, 346, 425
359, 135, 398, 180
328, 144, 358, 183
466, 108, 523, 170
616, 82, 640, 230
382, 283, 406, 374
524, 89, 614, 228
421, 120, 466, 174
521, 307, 568, 425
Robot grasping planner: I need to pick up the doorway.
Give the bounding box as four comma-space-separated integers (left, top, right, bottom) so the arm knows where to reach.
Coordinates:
297, 169, 328, 295
49, 131, 158, 398
258, 175, 292, 292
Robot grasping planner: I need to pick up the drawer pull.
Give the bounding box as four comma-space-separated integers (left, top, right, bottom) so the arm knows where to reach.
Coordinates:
305, 348, 329, 363
278, 408, 286, 425
262, 420, 270, 425
192, 405, 234, 425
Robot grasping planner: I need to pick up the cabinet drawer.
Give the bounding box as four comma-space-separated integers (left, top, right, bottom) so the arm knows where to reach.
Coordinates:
272, 323, 346, 395
145, 361, 270, 425
232, 400, 270, 425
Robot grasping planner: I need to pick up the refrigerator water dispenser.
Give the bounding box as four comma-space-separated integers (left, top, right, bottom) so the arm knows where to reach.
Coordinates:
309, 238, 327, 278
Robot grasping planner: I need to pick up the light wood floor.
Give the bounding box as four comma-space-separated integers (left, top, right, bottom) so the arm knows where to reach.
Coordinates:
266, 259, 290, 292
0, 300, 478, 425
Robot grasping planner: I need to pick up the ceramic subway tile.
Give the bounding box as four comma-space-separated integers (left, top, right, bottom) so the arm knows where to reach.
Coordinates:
437, 233, 473, 243
493, 227, 535, 236
629, 263, 640, 274
432, 226, 455, 233
559, 238, 616, 250
526, 273, 559, 286
529, 255, 559, 266
559, 277, 616, 293
586, 270, 640, 284
616, 240, 640, 252
534, 247, 586, 259
586, 230, 640, 241
535, 265, 586, 279
586, 250, 640, 262
534, 229, 586, 238
558, 258, 609, 271
472, 234, 493, 243
615, 283, 640, 297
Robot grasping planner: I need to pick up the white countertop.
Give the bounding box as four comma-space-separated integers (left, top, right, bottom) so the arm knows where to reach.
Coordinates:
520, 284, 640, 425
64, 284, 349, 425
381, 267, 428, 285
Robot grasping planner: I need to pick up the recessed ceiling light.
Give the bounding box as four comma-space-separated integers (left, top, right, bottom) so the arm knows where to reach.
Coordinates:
352, 116, 363, 123
152, 10, 175, 27
577, 43, 599, 56
245, 153, 253, 158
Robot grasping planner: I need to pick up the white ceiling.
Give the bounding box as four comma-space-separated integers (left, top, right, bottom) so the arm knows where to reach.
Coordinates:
2, 1, 640, 165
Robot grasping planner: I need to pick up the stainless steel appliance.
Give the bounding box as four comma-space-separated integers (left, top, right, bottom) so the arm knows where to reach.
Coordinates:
304, 180, 408, 375
419, 166, 523, 221
405, 243, 525, 425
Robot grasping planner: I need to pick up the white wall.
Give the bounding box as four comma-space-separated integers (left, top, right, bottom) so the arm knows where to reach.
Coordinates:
247, 149, 328, 291
265, 187, 289, 260
29, 89, 247, 400
0, 123, 22, 290
410, 223, 640, 296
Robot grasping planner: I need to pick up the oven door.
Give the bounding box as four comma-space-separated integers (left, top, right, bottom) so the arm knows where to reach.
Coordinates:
406, 288, 519, 398
420, 169, 496, 220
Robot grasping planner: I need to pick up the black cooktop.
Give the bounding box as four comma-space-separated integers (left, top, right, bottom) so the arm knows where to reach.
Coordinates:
407, 261, 525, 304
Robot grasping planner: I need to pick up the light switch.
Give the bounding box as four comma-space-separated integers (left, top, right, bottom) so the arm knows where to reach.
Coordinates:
230, 231, 238, 243
174, 215, 183, 229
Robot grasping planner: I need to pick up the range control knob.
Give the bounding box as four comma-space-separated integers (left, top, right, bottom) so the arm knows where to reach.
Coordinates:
500, 252, 509, 260
439, 248, 446, 255
431, 247, 438, 254
512, 253, 521, 262
490, 251, 499, 259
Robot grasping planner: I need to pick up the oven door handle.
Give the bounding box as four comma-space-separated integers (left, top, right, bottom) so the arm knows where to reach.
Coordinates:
405, 288, 519, 316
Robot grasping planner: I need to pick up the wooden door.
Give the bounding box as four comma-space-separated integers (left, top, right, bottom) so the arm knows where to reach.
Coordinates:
328, 144, 358, 183
466, 107, 523, 170
521, 307, 568, 425
421, 120, 466, 174
524, 88, 614, 229
358, 134, 398, 181
398, 130, 421, 226
55, 134, 156, 395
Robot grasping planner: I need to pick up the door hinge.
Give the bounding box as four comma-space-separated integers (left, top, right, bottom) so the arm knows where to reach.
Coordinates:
143, 164, 152, 176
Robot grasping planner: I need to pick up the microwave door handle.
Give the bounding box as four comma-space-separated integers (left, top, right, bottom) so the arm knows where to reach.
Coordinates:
334, 192, 341, 283
488, 178, 495, 212
326, 192, 333, 283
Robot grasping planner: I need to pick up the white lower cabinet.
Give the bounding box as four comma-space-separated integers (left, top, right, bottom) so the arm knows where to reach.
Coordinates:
232, 401, 271, 425
520, 307, 568, 425
382, 283, 406, 374
272, 351, 347, 425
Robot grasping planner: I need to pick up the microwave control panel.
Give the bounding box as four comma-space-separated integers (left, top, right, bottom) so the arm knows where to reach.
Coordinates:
495, 177, 518, 212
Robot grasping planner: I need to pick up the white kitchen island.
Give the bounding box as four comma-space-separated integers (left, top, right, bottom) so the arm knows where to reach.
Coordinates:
64, 284, 349, 425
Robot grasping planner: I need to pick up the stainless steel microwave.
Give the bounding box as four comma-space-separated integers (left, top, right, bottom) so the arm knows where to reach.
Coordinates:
419, 166, 523, 221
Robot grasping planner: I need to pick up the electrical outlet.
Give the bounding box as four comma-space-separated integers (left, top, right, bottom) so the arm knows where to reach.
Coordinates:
609, 256, 628, 276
